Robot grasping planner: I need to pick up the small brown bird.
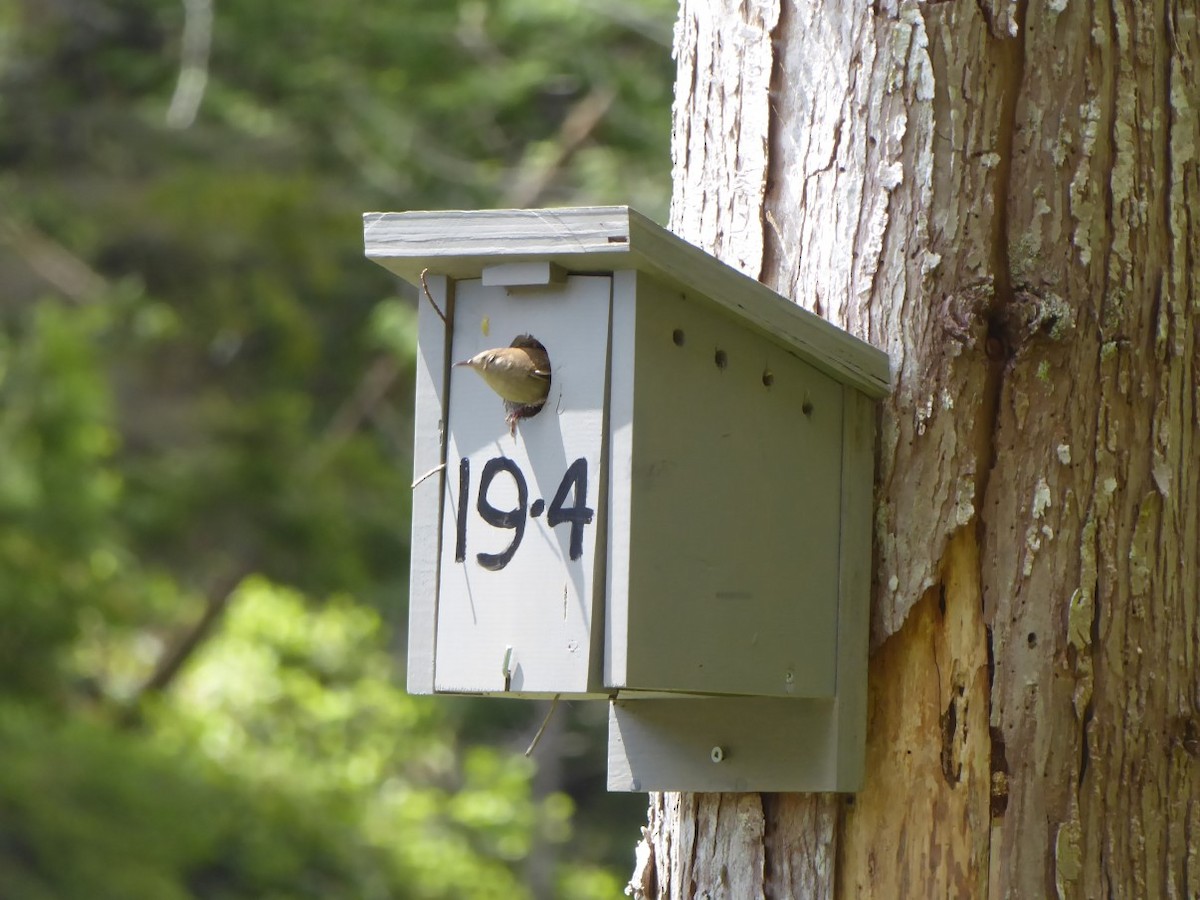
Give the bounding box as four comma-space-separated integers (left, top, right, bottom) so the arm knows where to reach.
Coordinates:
455, 334, 552, 433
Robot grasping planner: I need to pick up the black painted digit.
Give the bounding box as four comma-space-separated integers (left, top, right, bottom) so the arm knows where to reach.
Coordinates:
454, 457, 470, 562
475, 457, 528, 571
547, 457, 594, 561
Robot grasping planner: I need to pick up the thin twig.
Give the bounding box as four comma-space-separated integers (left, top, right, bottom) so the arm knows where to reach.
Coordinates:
123, 560, 256, 723
420, 268, 447, 324
303, 355, 400, 474
524, 695, 561, 757
411, 462, 446, 489
166, 0, 213, 128
0, 214, 107, 303
502, 85, 616, 209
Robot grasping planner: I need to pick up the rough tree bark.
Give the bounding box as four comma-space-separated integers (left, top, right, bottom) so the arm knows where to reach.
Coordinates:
629, 1, 1199, 897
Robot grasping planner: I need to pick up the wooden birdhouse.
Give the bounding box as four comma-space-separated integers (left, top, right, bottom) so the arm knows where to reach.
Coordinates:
363, 207, 890, 792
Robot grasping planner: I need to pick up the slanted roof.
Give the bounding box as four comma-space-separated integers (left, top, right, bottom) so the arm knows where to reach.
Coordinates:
364, 206, 890, 398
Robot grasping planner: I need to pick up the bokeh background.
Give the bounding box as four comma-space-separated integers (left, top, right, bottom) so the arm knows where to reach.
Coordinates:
0, 1, 675, 896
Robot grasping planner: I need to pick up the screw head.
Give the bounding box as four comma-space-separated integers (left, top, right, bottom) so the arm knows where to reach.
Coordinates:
710, 746, 725, 763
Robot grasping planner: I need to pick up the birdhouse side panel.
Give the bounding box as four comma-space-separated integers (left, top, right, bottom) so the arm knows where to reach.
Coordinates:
434, 276, 612, 695
407, 274, 454, 695
603, 270, 638, 690
829, 385, 877, 788
620, 276, 844, 698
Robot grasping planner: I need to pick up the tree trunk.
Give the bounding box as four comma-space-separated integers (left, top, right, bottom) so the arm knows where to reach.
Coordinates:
630, 1, 1199, 897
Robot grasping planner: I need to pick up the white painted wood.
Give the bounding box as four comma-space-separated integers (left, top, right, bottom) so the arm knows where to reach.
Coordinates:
608, 385, 872, 787
603, 270, 638, 689
587, 290, 615, 689
626, 210, 889, 401
481, 261, 566, 287
608, 698, 838, 792
406, 275, 453, 694
434, 276, 612, 695
611, 273, 842, 698
363, 207, 632, 277
362, 207, 890, 399
368, 208, 883, 794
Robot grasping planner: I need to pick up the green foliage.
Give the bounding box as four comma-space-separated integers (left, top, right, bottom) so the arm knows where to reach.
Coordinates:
0, 301, 123, 699
152, 579, 543, 898
0, 0, 671, 894
0, 706, 377, 900
0, 581, 542, 899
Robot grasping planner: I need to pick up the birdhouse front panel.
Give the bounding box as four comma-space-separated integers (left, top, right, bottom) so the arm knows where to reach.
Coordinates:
434, 275, 612, 695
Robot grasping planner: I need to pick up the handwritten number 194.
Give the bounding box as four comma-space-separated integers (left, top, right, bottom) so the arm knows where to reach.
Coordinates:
454, 456, 594, 570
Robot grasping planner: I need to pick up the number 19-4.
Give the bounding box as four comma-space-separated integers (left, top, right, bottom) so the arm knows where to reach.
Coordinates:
454, 456, 594, 571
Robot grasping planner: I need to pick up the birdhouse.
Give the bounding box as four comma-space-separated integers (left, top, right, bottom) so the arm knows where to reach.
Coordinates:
363, 207, 889, 792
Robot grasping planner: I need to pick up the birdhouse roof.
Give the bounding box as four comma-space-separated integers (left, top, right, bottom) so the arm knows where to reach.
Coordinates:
363, 206, 890, 398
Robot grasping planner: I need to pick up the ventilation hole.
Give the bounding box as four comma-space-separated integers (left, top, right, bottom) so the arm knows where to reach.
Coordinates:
714, 349, 728, 369
802, 399, 814, 416
762, 370, 774, 387
672, 328, 685, 347
1027, 632, 1037, 648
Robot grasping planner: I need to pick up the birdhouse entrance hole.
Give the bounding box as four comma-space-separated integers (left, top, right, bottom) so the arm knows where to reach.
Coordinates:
455, 333, 553, 429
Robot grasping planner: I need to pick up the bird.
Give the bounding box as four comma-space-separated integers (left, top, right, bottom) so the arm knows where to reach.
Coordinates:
455, 334, 552, 434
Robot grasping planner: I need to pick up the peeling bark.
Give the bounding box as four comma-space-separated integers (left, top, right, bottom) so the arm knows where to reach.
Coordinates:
634, 0, 1200, 896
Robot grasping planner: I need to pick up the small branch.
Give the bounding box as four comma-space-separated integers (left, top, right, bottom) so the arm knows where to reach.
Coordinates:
303, 355, 401, 474
0, 215, 107, 303
524, 695, 561, 756
411, 462, 446, 489
503, 85, 617, 209
166, 0, 213, 128
420, 268, 447, 324
129, 562, 254, 710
